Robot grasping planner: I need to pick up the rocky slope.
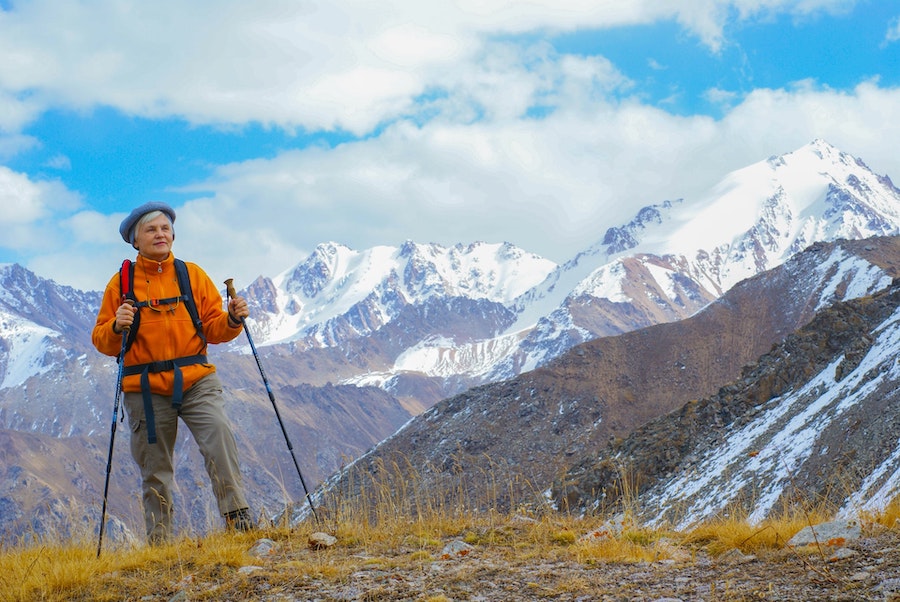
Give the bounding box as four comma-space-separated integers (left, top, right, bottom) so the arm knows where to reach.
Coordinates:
554, 273, 900, 528
310, 236, 900, 520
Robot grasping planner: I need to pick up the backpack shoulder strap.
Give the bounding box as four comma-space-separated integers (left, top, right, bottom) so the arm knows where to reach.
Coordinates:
119, 259, 140, 354
174, 258, 207, 347
119, 259, 133, 301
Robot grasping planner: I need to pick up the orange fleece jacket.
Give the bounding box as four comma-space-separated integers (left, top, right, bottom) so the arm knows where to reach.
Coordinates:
92, 253, 243, 396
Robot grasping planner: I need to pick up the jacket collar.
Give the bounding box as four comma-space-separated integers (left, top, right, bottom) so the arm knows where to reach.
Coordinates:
136, 252, 175, 274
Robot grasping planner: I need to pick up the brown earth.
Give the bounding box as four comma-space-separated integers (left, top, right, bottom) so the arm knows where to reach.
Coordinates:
84, 525, 900, 601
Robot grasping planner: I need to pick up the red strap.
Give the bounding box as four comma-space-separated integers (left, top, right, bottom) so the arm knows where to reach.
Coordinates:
120, 259, 133, 301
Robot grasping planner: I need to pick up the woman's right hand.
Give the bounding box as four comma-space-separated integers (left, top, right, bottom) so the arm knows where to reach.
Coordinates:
114, 300, 136, 333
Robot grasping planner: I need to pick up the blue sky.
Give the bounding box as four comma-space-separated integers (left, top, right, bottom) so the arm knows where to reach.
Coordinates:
2, 0, 899, 291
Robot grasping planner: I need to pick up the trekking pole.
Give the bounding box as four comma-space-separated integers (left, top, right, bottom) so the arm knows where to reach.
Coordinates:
225, 279, 320, 524
97, 298, 132, 557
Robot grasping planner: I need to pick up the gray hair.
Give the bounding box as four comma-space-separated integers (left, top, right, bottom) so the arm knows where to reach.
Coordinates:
132, 210, 174, 243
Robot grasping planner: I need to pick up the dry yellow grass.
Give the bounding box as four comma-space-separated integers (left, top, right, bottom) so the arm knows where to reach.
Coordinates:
2, 457, 895, 602
864, 495, 900, 530
0, 500, 883, 602
0, 531, 259, 602
680, 503, 835, 556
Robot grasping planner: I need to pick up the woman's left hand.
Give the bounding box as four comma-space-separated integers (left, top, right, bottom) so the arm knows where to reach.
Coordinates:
228, 296, 249, 320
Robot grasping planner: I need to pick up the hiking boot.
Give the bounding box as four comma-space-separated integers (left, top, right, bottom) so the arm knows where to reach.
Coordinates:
224, 507, 255, 532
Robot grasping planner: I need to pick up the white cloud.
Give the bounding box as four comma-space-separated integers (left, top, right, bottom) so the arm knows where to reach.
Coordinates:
0, 0, 479, 134
720, 80, 900, 171
0, 133, 37, 161
729, 0, 858, 20
368, 23, 466, 68
43, 154, 71, 170
886, 15, 900, 44
0, 0, 864, 134
0, 90, 46, 133
0, 168, 83, 263
26, 210, 125, 291
704, 86, 740, 108
1, 167, 80, 224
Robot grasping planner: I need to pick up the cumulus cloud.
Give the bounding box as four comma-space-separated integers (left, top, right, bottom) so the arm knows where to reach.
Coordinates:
0, 167, 83, 259
0, 0, 862, 134
1, 168, 80, 224
1, 167, 47, 223
704, 87, 741, 108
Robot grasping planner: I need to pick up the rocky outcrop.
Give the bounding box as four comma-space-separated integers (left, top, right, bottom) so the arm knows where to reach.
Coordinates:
552, 279, 900, 525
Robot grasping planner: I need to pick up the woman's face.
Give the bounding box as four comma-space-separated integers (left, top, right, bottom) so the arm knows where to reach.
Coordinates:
135, 213, 174, 262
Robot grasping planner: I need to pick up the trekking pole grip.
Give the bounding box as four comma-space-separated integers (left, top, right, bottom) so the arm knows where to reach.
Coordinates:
115, 298, 134, 334
224, 278, 244, 322
224, 278, 237, 302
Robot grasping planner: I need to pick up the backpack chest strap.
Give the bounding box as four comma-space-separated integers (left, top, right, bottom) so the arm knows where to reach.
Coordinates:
133, 295, 187, 308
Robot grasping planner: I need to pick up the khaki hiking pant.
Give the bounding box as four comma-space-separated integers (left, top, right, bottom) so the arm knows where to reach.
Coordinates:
123, 372, 249, 544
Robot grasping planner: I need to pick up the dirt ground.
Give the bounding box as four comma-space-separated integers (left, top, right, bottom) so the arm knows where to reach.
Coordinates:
165, 529, 900, 601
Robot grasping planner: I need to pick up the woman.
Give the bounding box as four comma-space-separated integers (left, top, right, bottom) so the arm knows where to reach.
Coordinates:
92, 201, 254, 543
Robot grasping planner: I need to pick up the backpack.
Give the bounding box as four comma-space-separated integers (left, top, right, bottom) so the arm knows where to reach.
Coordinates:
118, 258, 207, 355
118, 257, 209, 444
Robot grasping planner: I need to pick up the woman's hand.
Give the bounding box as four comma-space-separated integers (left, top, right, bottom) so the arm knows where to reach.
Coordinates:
114, 300, 135, 334
228, 296, 249, 324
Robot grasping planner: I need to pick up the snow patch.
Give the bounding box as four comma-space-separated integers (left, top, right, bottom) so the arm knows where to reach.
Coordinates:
0, 314, 60, 389
644, 302, 900, 528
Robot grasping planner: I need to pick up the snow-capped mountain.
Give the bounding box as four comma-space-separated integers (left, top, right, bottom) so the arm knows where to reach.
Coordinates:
3, 140, 895, 401
0, 311, 61, 390
495, 138, 900, 375
0, 264, 107, 435
240, 240, 555, 349
226, 139, 900, 395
